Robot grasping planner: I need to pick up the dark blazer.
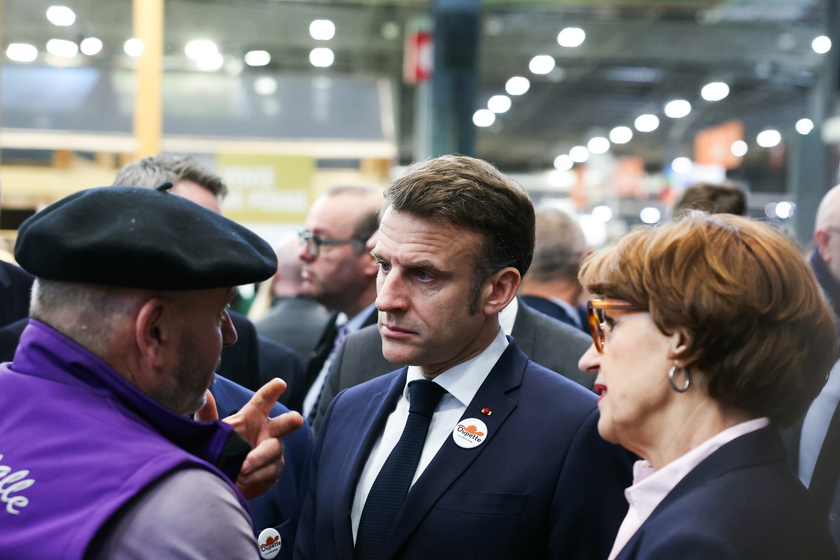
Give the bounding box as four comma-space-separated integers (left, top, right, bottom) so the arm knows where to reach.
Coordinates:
312, 301, 593, 433
256, 296, 334, 373
615, 426, 838, 560
0, 318, 25, 363
212, 374, 313, 560
0, 261, 34, 328
294, 339, 632, 560
283, 308, 378, 413
520, 294, 589, 334
813, 404, 840, 550
223, 310, 304, 394
785, 400, 840, 551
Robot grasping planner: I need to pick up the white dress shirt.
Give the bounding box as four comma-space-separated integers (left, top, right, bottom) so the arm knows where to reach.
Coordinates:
350, 328, 509, 540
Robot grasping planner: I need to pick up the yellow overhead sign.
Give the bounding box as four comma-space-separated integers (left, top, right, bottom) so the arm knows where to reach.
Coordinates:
217, 153, 314, 223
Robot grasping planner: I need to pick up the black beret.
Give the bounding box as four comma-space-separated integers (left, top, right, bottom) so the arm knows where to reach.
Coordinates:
14, 186, 278, 290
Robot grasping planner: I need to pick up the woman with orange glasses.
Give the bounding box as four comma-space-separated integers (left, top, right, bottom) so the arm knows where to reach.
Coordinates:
578, 211, 838, 559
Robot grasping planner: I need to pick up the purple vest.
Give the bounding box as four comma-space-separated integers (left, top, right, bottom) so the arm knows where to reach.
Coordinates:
0, 320, 251, 559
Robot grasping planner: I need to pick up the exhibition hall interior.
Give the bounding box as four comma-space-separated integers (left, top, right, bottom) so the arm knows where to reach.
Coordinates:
0, 0, 836, 247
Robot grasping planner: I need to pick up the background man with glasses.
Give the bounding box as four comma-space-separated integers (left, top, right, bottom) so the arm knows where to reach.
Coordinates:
285, 185, 382, 418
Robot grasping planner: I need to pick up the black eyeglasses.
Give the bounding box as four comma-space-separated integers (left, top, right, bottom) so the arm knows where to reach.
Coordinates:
298, 229, 364, 258
587, 298, 640, 353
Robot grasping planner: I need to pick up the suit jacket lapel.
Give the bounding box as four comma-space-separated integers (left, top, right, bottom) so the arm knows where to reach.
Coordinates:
361, 307, 378, 328
333, 369, 407, 558
380, 340, 527, 557
615, 426, 787, 560
810, 403, 840, 516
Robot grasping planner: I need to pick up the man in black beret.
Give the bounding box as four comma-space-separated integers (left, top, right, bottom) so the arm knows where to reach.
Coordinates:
110, 155, 314, 557
0, 186, 304, 559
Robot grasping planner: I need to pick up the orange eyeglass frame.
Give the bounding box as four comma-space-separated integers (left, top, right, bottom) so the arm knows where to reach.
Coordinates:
587, 298, 639, 353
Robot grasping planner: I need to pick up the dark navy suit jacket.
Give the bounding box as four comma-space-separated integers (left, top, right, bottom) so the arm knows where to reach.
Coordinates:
211, 375, 312, 560
224, 310, 304, 394
615, 426, 838, 560
295, 339, 632, 560
520, 294, 589, 335
0, 261, 33, 328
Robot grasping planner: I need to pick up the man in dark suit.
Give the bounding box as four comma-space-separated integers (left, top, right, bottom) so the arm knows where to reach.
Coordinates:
223, 308, 304, 393
286, 185, 382, 418
295, 155, 631, 560
785, 183, 840, 552
311, 298, 593, 433
256, 235, 333, 375
0, 187, 34, 329
0, 260, 34, 328
518, 206, 590, 333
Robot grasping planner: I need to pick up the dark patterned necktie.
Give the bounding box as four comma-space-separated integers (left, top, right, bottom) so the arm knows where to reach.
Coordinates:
354, 379, 447, 560
306, 322, 348, 423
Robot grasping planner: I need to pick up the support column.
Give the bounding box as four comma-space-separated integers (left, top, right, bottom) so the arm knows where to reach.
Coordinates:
133, 0, 164, 160
430, 0, 480, 158
791, 0, 839, 245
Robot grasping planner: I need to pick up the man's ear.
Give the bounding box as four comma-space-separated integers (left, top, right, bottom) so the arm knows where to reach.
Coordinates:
360, 248, 380, 278
816, 229, 831, 263
135, 298, 172, 372
482, 267, 521, 316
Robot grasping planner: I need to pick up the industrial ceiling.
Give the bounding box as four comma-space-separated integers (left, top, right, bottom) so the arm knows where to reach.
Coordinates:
2, 0, 833, 179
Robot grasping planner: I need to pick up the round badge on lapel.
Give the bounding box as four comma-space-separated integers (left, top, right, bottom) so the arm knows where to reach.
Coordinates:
452, 418, 488, 449
258, 527, 282, 559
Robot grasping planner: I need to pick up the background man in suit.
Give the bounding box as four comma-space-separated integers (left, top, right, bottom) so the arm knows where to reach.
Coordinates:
0, 185, 35, 329
288, 185, 382, 418
295, 155, 631, 560
519, 206, 590, 333
311, 298, 593, 434
786, 183, 840, 551
0, 260, 33, 328
255, 235, 333, 376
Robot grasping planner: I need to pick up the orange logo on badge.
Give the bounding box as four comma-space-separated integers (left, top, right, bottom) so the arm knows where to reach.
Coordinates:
458, 424, 485, 437
258, 528, 282, 559
452, 418, 488, 449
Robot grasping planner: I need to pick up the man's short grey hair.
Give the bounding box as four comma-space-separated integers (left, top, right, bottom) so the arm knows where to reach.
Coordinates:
30, 279, 147, 356
113, 154, 228, 199
529, 207, 587, 283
